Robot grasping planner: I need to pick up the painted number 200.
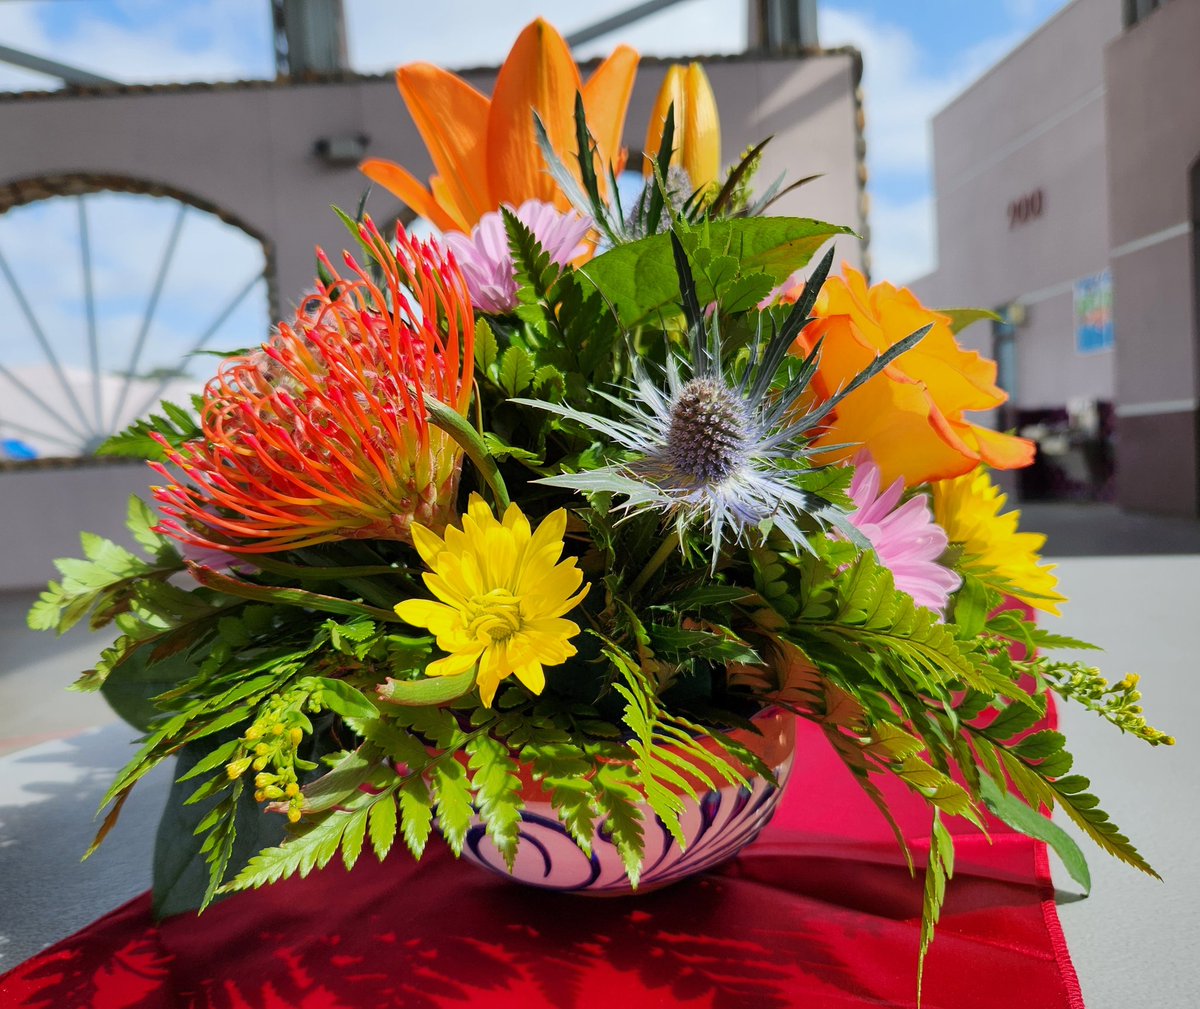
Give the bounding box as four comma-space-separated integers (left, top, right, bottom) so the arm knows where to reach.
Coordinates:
1008, 189, 1043, 228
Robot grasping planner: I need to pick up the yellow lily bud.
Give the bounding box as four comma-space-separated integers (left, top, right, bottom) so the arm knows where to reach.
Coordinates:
643, 62, 721, 193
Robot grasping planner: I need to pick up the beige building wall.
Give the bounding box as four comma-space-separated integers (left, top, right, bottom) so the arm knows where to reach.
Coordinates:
0, 51, 865, 589
912, 0, 1122, 413
1104, 0, 1200, 515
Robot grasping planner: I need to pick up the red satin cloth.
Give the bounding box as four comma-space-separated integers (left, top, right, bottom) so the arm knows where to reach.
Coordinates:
2, 708, 1083, 1009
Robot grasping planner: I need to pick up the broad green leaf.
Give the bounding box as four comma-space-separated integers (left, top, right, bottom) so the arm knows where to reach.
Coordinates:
979, 774, 1091, 893
580, 217, 854, 328
308, 677, 379, 721
100, 645, 199, 732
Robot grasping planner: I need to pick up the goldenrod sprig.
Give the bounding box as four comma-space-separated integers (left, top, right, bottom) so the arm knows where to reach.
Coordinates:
1036, 661, 1175, 746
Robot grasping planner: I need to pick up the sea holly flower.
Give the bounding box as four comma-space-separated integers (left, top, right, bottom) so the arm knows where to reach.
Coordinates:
361, 18, 638, 234
520, 239, 930, 563
395, 495, 589, 707
151, 219, 474, 554
932, 467, 1066, 615
847, 452, 961, 613
443, 199, 591, 314
796, 266, 1035, 486
644, 63, 721, 194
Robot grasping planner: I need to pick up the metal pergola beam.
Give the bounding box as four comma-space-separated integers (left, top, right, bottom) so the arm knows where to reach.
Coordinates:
0, 43, 118, 86
565, 0, 694, 48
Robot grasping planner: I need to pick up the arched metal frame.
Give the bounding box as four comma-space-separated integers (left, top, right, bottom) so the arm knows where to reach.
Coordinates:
0, 173, 277, 464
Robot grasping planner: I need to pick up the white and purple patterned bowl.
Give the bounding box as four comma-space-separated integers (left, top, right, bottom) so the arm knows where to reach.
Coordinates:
459, 708, 796, 895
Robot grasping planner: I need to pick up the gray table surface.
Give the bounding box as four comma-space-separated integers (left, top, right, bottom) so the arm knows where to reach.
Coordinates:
1, 556, 1197, 1007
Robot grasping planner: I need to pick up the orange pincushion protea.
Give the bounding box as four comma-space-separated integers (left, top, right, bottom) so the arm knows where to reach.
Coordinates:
152, 219, 474, 554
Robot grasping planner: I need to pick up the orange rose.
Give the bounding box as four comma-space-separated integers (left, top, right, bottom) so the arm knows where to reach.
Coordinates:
796, 265, 1034, 486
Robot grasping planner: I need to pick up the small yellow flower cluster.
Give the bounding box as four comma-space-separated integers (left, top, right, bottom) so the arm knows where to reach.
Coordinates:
225, 694, 311, 823
1042, 664, 1174, 747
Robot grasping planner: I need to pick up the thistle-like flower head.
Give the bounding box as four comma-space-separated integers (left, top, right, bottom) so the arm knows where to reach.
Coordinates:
521, 236, 930, 562
152, 218, 474, 554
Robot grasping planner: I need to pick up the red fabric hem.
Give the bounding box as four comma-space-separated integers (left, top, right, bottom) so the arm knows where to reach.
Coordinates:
1034, 842, 1086, 1009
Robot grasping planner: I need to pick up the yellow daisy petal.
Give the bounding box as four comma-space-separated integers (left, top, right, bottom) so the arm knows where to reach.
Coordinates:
409, 522, 446, 567
512, 661, 546, 695
932, 467, 1066, 615
426, 649, 482, 678
394, 598, 459, 635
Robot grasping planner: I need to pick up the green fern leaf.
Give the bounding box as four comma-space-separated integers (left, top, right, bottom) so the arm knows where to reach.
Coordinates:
399, 776, 434, 858
225, 799, 371, 892
593, 763, 645, 887
467, 734, 523, 871
431, 760, 473, 856
340, 807, 369, 871
368, 794, 399, 861
918, 812, 954, 1005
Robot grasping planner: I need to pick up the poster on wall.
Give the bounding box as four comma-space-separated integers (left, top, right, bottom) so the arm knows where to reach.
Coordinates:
1074, 270, 1114, 354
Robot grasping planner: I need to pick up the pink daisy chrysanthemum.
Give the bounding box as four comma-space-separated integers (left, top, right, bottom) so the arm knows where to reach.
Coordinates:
847, 451, 961, 613
443, 200, 591, 314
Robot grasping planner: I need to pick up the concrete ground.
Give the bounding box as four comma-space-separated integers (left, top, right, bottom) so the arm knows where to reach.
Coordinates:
0, 590, 117, 757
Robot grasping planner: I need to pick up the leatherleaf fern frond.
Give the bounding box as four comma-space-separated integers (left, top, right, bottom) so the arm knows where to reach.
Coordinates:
603, 637, 766, 857
761, 536, 1031, 708
964, 695, 1160, 878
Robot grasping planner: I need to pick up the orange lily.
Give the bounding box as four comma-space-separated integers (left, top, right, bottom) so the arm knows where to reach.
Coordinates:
362, 19, 638, 234
644, 63, 721, 193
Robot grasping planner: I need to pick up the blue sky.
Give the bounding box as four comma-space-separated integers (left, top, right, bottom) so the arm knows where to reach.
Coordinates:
0, 1, 1076, 456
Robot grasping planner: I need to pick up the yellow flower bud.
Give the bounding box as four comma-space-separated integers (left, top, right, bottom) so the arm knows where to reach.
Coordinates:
643, 62, 721, 193
252, 756, 269, 771
287, 807, 302, 824
289, 727, 303, 746
254, 742, 270, 757
255, 772, 274, 789
225, 757, 252, 780
262, 785, 285, 800
285, 782, 300, 797
272, 723, 285, 737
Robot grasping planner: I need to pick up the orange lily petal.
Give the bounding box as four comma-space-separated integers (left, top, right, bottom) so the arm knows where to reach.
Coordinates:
395, 63, 492, 227
582, 44, 639, 197
682, 63, 720, 190
968, 423, 1037, 471
359, 159, 460, 233
644, 65, 684, 177
487, 19, 582, 210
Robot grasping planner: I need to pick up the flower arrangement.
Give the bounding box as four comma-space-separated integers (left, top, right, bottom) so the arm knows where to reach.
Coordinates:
31, 18, 1171, 995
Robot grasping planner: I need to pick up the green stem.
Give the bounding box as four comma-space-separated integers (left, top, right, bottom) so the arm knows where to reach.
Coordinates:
628, 534, 679, 597
426, 396, 510, 511
251, 557, 405, 580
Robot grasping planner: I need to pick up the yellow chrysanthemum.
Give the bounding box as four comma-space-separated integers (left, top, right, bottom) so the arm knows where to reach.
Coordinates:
395, 495, 588, 707
931, 468, 1066, 615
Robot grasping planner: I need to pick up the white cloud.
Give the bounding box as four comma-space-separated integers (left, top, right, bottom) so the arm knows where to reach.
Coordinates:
0, 0, 270, 90
344, 0, 746, 73
816, 7, 1035, 283
867, 193, 935, 285
819, 7, 1024, 176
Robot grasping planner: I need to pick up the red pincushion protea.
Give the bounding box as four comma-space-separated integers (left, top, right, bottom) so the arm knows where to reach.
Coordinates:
151, 218, 475, 554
